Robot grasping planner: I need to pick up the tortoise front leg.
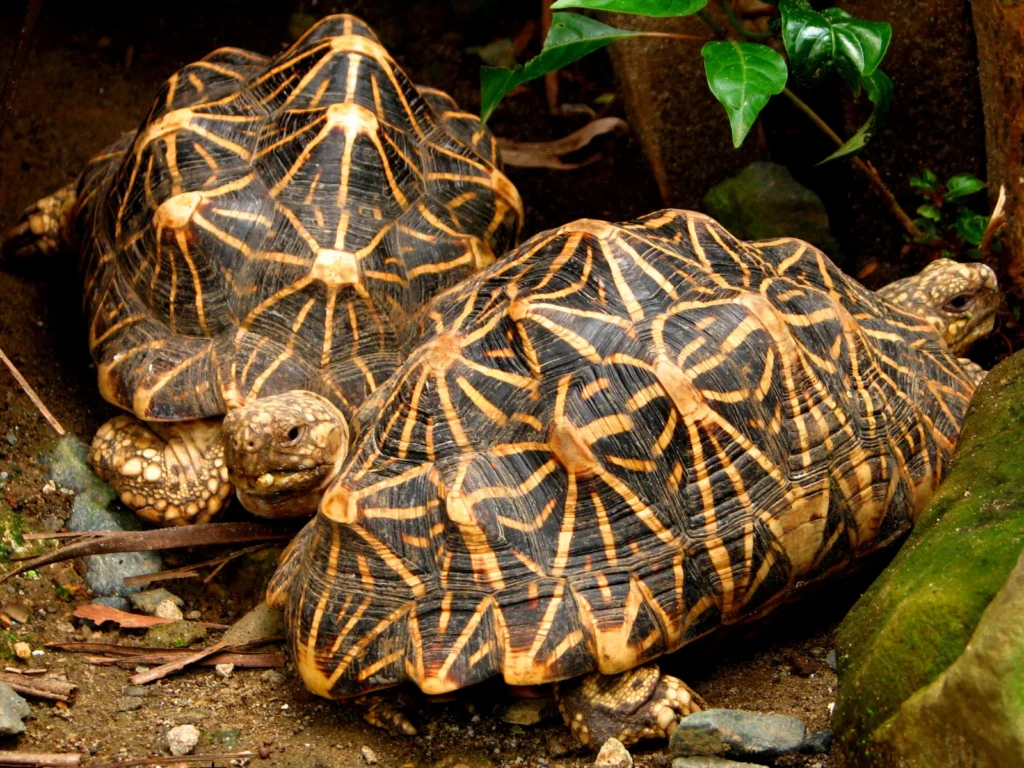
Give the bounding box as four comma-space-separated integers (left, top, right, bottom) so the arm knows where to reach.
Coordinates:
1, 183, 76, 261
555, 664, 703, 749
90, 416, 232, 526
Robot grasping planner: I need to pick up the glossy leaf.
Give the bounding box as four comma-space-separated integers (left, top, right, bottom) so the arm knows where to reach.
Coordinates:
954, 210, 988, 245
551, 0, 707, 16
916, 204, 941, 222
910, 170, 938, 192
702, 41, 788, 147
944, 173, 986, 202
819, 69, 892, 163
480, 13, 637, 123
780, 0, 891, 88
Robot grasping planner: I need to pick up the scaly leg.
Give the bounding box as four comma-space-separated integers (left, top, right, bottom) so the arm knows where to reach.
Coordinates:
2, 184, 76, 261
90, 416, 232, 526
555, 664, 704, 748
356, 695, 417, 736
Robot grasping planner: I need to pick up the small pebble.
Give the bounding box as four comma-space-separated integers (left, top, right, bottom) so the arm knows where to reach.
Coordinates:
155, 599, 184, 621
13, 643, 30, 660
548, 734, 571, 757
215, 663, 235, 679
260, 670, 286, 687
825, 649, 837, 671
361, 745, 378, 764
594, 737, 632, 768
185, 610, 202, 621
5, 433, 17, 447
167, 724, 200, 756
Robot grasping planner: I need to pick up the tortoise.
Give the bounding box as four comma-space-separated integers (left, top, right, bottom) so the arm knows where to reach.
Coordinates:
264, 210, 998, 747
2, 14, 523, 525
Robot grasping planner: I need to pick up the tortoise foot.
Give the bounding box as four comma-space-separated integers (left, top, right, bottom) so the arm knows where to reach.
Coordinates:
958, 357, 988, 386
90, 416, 231, 526
2, 183, 76, 262
357, 695, 417, 736
555, 665, 703, 749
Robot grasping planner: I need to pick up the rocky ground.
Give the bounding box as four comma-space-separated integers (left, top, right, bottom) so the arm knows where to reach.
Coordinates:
0, 1, 864, 765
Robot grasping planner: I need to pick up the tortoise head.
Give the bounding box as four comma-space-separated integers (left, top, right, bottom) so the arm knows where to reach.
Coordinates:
876, 258, 1000, 355
223, 391, 350, 519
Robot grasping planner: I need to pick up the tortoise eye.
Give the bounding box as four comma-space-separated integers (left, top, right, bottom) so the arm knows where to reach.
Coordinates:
285, 425, 303, 443
944, 294, 973, 313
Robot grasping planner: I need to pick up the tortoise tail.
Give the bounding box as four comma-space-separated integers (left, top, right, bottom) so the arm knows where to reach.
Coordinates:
1, 183, 77, 264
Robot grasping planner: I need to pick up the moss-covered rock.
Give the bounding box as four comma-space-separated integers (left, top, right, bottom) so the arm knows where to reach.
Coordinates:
875, 549, 1024, 766
833, 351, 1024, 765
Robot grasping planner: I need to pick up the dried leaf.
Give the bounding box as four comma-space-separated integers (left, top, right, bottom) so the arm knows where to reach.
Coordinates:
498, 117, 629, 169
72, 604, 227, 630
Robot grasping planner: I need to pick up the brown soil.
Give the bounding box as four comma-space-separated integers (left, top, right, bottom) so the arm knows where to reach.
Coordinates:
0, 2, 846, 765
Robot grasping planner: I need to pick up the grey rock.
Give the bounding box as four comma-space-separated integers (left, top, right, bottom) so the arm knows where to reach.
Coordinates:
669, 709, 807, 761
130, 589, 183, 615
0, 683, 31, 736
222, 602, 284, 647
701, 162, 841, 258
594, 737, 632, 768
49, 435, 161, 597
6, 432, 17, 447
259, 669, 286, 687
155, 599, 184, 621
144, 621, 208, 649
825, 649, 837, 671
802, 730, 832, 754
116, 697, 144, 713
91, 596, 129, 612
81, 552, 163, 598
672, 759, 761, 768
123, 685, 148, 698
167, 724, 200, 756
206, 727, 241, 747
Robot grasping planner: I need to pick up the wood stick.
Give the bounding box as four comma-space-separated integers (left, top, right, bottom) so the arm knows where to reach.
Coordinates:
0, 672, 74, 702
86, 651, 284, 669
47, 637, 283, 656
0, 751, 80, 766
0, 346, 65, 437
86, 752, 255, 768
129, 639, 229, 684
2, 523, 294, 583
122, 542, 278, 588
4, 666, 47, 675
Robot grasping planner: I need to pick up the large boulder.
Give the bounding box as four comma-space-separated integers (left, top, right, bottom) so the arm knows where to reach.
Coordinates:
833, 351, 1024, 765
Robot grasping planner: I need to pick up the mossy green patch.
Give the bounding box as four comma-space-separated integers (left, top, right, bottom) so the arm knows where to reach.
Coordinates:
834, 351, 1024, 764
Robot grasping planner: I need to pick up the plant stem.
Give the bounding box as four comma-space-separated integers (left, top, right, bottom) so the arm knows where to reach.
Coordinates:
723, 1, 775, 39
782, 88, 927, 241
637, 31, 710, 42
696, 9, 725, 36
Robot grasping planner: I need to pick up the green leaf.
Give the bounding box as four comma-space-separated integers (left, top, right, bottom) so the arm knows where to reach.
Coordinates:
780, 0, 892, 89
551, 0, 707, 15
910, 175, 936, 192
916, 203, 941, 222
944, 173, 986, 202
953, 210, 988, 245
819, 69, 892, 163
701, 41, 788, 147
479, 13, 638, 123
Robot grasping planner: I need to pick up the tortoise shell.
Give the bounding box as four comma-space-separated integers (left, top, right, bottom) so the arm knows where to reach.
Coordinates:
73, 14, 522, 423
267, 210, 975, 698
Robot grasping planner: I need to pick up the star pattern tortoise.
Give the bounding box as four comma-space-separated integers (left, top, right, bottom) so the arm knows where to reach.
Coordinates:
267, 210, 998, 747
3, 15, 523, 525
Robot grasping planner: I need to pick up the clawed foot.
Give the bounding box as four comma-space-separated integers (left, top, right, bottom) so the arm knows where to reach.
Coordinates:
356, 695, 417, 736
555, 665, 704, 748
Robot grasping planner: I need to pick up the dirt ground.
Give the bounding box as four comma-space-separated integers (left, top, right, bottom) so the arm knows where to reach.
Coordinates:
0, 1, 859, 765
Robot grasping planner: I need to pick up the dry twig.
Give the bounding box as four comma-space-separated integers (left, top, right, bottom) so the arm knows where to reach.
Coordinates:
0, 346, 65, 436
122, 542, 280, 587
499, 117, 629, 170
0, 752, 80, 767
981, 184, 1007, 261
0, 672, 74, 703
5, 523, 294, 583
87, 753, 257, 768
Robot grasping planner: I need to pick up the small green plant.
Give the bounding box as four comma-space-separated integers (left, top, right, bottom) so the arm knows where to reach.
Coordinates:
910, 171, 990, 260
480, 0, 892, 163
